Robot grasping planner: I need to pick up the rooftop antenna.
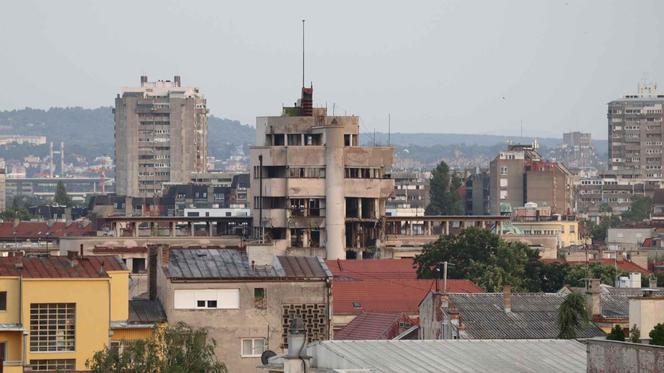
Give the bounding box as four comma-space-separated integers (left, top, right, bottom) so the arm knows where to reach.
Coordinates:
302, 19, 305, 88
388, 113, 391, 146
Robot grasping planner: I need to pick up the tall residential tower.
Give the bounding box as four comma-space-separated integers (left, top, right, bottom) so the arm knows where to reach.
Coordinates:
608, 82, 664, 179
114, 76, 208, 197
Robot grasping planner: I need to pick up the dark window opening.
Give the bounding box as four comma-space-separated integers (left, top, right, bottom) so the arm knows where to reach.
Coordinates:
344, 134, 351, 146
0, 291, 7, 311
273, 134, 285, 146
254, 288, 266, 309
197, 300, 205, 307
207, 300, 217, 308
132, 258, 146, 274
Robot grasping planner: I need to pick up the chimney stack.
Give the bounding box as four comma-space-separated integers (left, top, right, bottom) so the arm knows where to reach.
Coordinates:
161, 245, 171, 266
503, 285, 512, 313
148, 245, 159, 301
174, 75, 181, 87
140, 75, 148, 85
587, 279, 601, 317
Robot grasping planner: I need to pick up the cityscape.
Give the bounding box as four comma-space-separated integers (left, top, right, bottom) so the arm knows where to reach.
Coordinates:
1, 1, 664, 372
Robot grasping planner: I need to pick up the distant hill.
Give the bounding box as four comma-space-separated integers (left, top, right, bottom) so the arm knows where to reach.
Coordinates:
0, 107, 255, 160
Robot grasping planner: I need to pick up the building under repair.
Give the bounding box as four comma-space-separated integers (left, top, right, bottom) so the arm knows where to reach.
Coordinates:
250, 86, 394, 259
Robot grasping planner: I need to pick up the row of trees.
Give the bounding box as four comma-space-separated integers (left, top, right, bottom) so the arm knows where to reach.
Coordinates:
0, 181, 73, 221
414, 228, 630, 292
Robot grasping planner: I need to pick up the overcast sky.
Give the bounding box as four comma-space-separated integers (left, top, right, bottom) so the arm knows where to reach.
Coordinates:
1, 1, 663, 139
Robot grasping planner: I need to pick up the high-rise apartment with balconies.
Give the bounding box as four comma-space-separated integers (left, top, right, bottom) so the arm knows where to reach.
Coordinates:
250, 87, 394, 260
114, 76, 208, 197
608, 82, 664, 179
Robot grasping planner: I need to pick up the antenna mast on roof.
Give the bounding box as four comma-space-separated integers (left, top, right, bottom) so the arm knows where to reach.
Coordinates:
302, 19, 305, 88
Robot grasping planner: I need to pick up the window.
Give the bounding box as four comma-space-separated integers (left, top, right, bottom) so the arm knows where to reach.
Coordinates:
500, 166, 508, 175
254, 288, 266, 309
174, 289, 240, 309
0, 291, 6, 311
30, 303, 75, 352
0, 342, 5, 362
500, 178, 508, 187
132, 258, 146, 274
241, 338, 266, 357
30, 359, 76, 371
499, 190, 508, 200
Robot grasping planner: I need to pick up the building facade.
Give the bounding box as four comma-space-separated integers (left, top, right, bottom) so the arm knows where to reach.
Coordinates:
489, 144, 573, 215
250, 87, 394, 260
0, 254, 156, 372
114, 76, 208, 197
608, 82, 664, 179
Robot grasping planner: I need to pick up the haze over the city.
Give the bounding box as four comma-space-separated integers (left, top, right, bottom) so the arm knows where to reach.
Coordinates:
1, 0, 663, 139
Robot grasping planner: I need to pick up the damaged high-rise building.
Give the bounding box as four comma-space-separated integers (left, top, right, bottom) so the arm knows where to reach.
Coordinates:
250, 87, 394, 260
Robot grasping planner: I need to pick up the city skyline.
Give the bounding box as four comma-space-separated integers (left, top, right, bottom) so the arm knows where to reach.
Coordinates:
1, 0, 663, 139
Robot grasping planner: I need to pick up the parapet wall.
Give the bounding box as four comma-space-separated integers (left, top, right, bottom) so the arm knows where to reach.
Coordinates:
587, 339, 664, 373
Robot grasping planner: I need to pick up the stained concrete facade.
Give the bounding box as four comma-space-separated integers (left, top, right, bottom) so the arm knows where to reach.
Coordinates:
250, 88, 394, 259
587, 339, 664, 373
608, 82, 664, 179
114, 76, 208, 197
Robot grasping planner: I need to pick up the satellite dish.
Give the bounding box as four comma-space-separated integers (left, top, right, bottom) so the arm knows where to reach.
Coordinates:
261, 350, 277, 366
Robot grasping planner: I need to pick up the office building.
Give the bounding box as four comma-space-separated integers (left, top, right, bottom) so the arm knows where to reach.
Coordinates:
250, 87, 394, 260
608, 82, 664, 179
114, 76, 208, 197
489, 144, 573, 215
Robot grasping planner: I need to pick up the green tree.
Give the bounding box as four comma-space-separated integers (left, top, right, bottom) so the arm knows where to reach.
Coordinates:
622, 196, 652, 222
86, 322, 227, 373
584, 217, 621, 242
565, 263, 624, 287
599, 203, 613, 213
425, 160, 462, 215
607, 325, 625, 341
414, 227, 539, 292
649, 323, 664, 346
557, 292, 589, 339
54, 181, 72, 206
630, 324, 641, 343
0, 207, 33, 221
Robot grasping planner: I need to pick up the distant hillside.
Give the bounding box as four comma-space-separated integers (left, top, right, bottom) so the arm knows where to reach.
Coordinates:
0, 107, 255, 159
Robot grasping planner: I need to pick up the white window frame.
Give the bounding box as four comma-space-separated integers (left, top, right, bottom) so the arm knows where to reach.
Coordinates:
241, 338, 266, 358
173, 289, 240, 310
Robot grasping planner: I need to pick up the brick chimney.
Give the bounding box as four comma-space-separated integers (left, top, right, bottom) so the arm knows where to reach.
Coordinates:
503, 285, 512, 313
161, 245, 171, 266
587, 279, 601, 318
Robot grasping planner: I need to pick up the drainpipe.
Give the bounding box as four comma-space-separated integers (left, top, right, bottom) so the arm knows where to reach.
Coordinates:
17, 263, 25, 368
259, 155, 263, 243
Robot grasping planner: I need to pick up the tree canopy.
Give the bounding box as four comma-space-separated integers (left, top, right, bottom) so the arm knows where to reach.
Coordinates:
650, 323, 664, 346
622, 196, 652, 222
86, 322, 227, 373
54, 181, 73, 207
607, 325, 625, 341
425, 160, 463, 215
557, 292, 589, 339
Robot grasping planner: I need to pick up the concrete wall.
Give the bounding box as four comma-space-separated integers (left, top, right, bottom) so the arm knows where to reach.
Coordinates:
418, 291, 442, 340
629, 297, 664, 342
587, 339, 664, 373
156, 263, 329, 372
59, 236, 242, 255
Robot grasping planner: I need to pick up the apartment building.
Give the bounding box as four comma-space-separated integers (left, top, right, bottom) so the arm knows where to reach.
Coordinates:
114, 76, 208, 197
250, 87, 394, 260
0, 254, 158, 372
150, 245, 331, 373
386, 171, 430, 216
608, 82, 664, 179
489, 144, 573, 215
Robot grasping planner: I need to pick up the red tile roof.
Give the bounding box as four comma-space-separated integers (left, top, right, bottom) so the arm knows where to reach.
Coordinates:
333, 278, 482, 315
0, 221, 95, 239
0, 255, 126, 278
326, 259, 418, 281
334, 312, 413, 340
567, 259, 651, 274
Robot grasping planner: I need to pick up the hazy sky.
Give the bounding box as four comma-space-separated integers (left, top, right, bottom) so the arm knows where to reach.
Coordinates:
1, 0, 663, 139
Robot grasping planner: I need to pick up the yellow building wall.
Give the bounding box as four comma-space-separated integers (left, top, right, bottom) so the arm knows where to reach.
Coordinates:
22, 279, 111, 372
0, 277, 20, 324
108, 270, 129, 321
0, 330, 23, 363
111, 327, 154, 341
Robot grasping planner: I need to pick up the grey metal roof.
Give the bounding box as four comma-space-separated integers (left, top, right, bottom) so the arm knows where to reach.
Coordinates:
600, 287, 664, 319
128, 299, 167, 324
166, 247, 329, 280
306, 339, 587, 373
448, 293, 605, 339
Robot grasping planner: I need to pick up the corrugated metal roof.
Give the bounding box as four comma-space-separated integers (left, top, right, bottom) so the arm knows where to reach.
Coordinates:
600, 287, 664, 318
167, 248, 329, 280
307, 339, 587, 373
449, 293, 605, 339
0, 255, 126, 278
128, 299, 167, 324
334, 312, 410, 340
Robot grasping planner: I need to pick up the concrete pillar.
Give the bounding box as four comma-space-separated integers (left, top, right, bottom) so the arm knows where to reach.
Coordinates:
444, 221, 450, 235
189, 222, 194, 236
426, 221, 432, 235
481, 220, 486, 229
133, 222, 138, 237
208, 222, 213, 236
170, 221, 176, 237
324, 123, 346, 260
113, 222, 120, 237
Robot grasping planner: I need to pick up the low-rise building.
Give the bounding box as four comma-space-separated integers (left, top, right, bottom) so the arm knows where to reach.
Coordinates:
0, 253, 157, 372
151, 245, 332, 373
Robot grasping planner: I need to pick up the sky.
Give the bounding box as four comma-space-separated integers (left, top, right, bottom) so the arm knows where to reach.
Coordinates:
1, 0, 663, 139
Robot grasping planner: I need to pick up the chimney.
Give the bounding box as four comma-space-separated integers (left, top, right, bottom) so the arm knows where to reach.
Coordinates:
247, 242, 276, 267
161, 245, 171, 266
140, 75, 148, 85
80, 244, 84, 258
148, 245, 159, 301
587, 279, 601, 317
174, 75, 181, 87
650, 276, 658, 289
503, 285, 512, 313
